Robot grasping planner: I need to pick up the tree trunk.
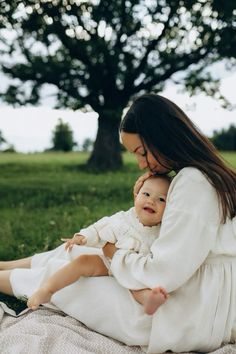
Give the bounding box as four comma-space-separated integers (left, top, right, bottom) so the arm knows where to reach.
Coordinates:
87, 109, 123, 170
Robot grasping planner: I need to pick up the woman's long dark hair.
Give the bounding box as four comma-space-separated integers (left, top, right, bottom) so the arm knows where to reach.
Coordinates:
120, 94, 236, 223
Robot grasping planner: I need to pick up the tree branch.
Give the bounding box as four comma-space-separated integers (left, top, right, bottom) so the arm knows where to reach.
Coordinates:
134, 47, 213, 93
128, 2, 178, 87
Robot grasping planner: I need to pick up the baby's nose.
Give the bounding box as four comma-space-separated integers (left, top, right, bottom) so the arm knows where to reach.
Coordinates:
147, 198, 155, 205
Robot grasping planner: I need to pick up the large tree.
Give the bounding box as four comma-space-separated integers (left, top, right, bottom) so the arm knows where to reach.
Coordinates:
0, 0, 235, 169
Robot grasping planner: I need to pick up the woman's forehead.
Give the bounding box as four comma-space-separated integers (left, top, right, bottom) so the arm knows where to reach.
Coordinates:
120, 132, 143, 151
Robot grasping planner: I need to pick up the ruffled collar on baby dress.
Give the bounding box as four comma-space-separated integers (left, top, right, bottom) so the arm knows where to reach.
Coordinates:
130, 207, 161, 237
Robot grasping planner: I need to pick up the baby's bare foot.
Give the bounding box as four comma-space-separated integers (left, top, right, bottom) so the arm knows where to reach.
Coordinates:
27, 288, 53, 310
144, 287, 168, 315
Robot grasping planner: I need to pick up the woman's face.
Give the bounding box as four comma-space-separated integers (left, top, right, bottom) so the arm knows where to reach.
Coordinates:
120, 132, 170, 174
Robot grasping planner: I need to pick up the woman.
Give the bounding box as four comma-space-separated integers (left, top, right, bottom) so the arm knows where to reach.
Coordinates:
1, 94, 236, 353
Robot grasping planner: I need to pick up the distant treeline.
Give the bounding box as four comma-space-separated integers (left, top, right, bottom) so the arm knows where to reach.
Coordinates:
0, 119, 94, 153
211, 124, 236, 151
1, 123, 236, 153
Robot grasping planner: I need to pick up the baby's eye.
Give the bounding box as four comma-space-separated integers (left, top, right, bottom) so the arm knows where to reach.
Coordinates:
159, 197, 166, 203
143, 192, 150, 197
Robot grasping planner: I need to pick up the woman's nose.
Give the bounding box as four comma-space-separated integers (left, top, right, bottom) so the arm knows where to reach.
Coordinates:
137, 156, 148, 170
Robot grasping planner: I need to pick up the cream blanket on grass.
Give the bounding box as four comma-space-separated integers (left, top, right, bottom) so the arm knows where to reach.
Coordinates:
0, 307, 143, 354
0, 307, 236, 354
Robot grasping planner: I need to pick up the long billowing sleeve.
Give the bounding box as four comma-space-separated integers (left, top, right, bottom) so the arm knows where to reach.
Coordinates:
110, 168, 220, 291
79, 215, 117, 248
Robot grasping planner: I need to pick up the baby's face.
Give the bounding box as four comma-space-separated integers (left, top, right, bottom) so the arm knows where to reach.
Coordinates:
134, 177, 170, 227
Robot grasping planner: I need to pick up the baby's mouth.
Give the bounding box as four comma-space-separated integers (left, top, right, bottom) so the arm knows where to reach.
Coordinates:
143, 207, 155, 214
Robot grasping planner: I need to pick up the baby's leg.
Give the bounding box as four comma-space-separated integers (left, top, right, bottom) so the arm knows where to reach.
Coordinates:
131, 287, 168, 315
27, 254, 108, 310
0, 256, 32, 270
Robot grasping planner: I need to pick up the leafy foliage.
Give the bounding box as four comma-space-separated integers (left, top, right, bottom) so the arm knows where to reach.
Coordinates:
0, 130, 16, 152
51, 118, 77, 152
82, 138, 94, 152
0, 130, 6, 146
211, 125, 236, 151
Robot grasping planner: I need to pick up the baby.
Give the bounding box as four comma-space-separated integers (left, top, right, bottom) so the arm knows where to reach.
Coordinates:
27, 175, 170, 315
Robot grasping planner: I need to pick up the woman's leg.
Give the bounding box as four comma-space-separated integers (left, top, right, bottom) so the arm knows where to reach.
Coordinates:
0, 257, 32, 270
27, 254, 108, 310
0, 270, 14, 295
131, 287, 168, 315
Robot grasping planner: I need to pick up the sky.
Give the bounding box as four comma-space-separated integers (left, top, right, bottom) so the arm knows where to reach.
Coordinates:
0, 106, 98, 152
0, 69, 235, 153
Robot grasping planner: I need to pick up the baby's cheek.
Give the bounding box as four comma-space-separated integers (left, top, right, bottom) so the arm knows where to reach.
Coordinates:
158, 204, 166, 215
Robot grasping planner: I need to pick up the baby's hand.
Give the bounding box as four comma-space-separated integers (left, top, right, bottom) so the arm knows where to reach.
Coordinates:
61, 233, 87, 251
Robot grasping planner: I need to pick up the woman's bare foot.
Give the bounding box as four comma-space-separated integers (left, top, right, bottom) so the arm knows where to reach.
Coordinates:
144, 287, 168, 315
27, 288, 53, 310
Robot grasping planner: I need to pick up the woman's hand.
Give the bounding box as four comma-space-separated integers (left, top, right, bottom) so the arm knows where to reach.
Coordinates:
133, 171, 153, 198
103, 243, 117, 259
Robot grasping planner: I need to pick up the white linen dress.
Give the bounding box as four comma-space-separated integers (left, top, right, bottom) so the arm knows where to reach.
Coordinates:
10, 167, 236, 353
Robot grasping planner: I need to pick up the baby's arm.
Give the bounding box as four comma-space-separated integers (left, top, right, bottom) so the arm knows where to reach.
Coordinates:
61, 214, 118, 251
61, 233, 87, 251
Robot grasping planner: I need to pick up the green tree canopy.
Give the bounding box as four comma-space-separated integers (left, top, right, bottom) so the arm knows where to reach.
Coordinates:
82, 138, 94, 152
211, 124, 236, 151
0, 0, 235, 169
51, 118, 76, 152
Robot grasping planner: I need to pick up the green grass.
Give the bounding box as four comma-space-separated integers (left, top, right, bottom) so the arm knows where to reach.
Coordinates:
221, 152, 236, 167
0, 152, 140, 260
0, 151, 235, 260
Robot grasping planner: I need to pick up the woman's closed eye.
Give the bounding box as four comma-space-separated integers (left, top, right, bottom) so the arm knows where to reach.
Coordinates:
140, 150, 147, 157
134, 147, 147, 157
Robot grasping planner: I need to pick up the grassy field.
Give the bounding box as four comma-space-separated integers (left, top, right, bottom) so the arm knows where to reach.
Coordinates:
0, 152, 140, 260
0, 151, 236, 260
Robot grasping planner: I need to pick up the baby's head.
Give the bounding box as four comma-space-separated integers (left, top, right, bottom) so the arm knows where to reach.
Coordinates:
134, 175, 171, 227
